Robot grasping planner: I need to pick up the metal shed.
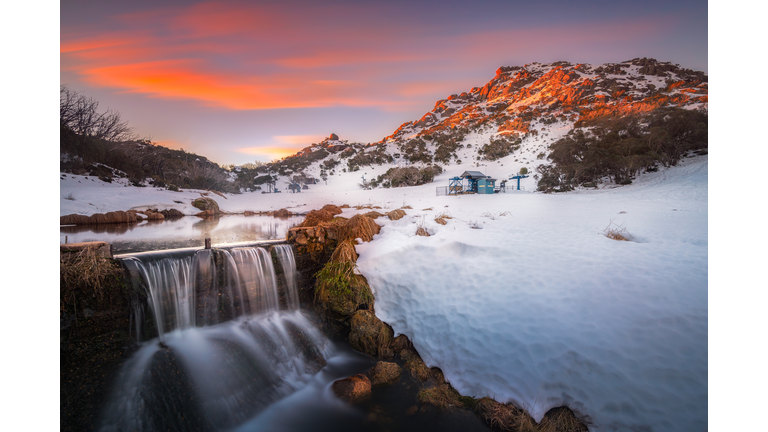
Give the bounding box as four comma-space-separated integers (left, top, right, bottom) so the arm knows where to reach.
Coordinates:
477, 177, 497, 194
459, 171, 488, 193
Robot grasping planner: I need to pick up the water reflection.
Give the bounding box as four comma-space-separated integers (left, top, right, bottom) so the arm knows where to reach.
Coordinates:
60, 215, 304, 254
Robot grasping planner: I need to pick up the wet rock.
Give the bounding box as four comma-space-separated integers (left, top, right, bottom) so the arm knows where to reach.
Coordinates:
367, 361, 402, 386
332, 374, 371, 403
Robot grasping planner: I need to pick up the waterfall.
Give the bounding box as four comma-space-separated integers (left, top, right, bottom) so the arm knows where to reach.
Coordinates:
102, 244, 333, 432
121, 245, 300, 341
273, 244, 300, 310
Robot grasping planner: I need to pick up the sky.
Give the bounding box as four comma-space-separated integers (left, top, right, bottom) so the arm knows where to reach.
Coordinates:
59, 0, 708, 165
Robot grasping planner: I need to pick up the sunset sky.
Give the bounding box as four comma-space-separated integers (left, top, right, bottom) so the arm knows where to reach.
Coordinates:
60, 0, 708, 165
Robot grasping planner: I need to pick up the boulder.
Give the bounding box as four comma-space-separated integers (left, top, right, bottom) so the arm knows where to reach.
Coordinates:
329, 133, 339, 140
192, 197, 220, 214
367, 361, 401, 386
332, 374, 371, 403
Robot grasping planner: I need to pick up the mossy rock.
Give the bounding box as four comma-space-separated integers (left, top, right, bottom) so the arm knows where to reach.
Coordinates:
192, 197, 220, 213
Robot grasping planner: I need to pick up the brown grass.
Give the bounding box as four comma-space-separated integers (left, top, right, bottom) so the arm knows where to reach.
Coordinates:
387, 209, 407, 221
364, 211, 385, 219
416, 227, 430, 237
60, 246, 123, 312
299, 209, 334, 227
417, 384, 463, 410
271, 208, 293, 217
538, 407, 589, 432
405, 358, 432, 381
435, 217, 448, 225
475, 398, 538, 432
331, 239, 359, 263
336, 214, 380, 242
603, 219, 632, 241
321, 204, 343, 215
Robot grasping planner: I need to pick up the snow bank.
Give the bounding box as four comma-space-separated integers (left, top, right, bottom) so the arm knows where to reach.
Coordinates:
356, 157, 707, 432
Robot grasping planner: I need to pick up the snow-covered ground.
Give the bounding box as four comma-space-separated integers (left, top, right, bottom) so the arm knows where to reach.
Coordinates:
60, 155, 707, 432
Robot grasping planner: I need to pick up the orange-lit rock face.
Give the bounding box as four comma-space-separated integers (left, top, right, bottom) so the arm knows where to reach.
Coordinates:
377, 59, 706, 145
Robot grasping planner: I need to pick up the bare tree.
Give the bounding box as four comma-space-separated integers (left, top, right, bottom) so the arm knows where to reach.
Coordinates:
60, 85, 135, 141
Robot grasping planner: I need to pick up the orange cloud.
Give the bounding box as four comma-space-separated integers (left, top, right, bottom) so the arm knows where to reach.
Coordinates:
237, 146, 303, 160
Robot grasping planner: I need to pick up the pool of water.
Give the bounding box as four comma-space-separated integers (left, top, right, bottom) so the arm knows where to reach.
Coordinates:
60, 215, 304, 253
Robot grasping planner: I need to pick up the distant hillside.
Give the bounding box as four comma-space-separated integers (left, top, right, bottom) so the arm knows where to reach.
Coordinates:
61, 58, 707, 194
258, 57, 707, 192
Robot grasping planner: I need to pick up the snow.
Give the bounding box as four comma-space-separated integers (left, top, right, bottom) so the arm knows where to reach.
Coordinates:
61, 146, 707, 431
355, 156, 707, 432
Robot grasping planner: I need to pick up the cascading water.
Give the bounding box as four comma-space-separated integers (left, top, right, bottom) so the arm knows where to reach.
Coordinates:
100, 245, 340, 432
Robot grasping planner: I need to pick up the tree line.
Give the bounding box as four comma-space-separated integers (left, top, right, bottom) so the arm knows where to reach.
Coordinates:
536, 107, 707, 192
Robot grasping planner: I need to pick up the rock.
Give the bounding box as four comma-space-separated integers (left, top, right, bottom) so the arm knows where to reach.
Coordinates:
349, 310, 394, 358
160, 209, 184, 219
192, 197, 220, 214
329, 133, 339, 140
332, 374, 371, 403
367, 361, 402, 386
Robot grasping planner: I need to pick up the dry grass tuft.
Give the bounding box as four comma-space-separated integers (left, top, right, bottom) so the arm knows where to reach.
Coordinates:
401, 205, 413, 209
336, 214, 381, 243
387, 209, 407, 221
60, 246, 123, 312
417, 384, 463, 410
475, 397, 538, 432
299, 209, 334, 227
435, 217, 448, 225
364, 211, 385, 219
603, 219, 631, 241
331, 239, 359, 263
422, 207, 434, 211
416, 227, 430, 237
321, 204, 343, 215
405, 357, 432, 381
271, 208, 293, 217
538, 407, 589, 432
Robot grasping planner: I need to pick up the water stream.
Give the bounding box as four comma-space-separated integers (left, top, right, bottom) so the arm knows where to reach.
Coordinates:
99, 245, 356, 432
98, 244, 491, 432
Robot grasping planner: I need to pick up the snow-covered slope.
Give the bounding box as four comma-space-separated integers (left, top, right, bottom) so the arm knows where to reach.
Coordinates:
357, 155, 707, 432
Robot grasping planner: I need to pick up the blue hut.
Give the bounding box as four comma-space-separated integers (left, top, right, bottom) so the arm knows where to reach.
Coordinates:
459, 171, 487, 193
477, 177, 497, 194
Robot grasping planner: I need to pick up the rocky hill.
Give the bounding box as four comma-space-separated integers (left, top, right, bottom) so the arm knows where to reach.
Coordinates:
259, 57, 707, 191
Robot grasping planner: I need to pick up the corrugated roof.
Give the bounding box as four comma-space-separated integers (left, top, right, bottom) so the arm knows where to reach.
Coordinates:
460, 171, 486, 179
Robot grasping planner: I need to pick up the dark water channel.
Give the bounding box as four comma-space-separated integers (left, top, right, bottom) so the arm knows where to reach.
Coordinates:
60, 215, 305, 254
